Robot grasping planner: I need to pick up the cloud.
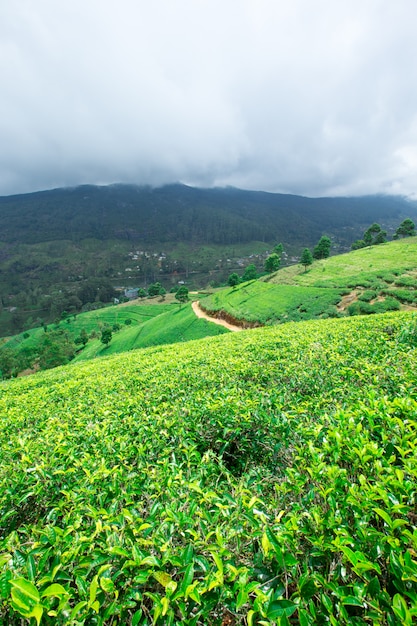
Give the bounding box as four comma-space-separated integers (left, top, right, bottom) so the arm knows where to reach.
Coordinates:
1, 0, 417, 197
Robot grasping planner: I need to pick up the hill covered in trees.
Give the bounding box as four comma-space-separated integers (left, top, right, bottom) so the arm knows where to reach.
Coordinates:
1, 183, 416, 246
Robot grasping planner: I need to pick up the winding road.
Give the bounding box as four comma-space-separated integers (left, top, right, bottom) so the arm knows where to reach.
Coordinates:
191, 301, 243, 332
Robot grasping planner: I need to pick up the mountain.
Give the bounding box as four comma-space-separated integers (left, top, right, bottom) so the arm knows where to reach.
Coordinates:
1, 183, 416, 247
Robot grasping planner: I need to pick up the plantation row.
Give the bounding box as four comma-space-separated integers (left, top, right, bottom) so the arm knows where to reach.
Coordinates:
0, 303, 228, 378
0, 312, 417, 624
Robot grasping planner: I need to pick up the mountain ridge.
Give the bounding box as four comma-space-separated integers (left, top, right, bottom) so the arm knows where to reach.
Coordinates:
1, 182, 416, 247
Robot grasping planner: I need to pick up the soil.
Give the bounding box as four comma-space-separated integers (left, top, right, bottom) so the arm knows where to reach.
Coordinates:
192, 301, 244, 332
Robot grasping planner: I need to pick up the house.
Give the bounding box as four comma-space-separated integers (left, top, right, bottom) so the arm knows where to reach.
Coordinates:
124, 288, 139, 300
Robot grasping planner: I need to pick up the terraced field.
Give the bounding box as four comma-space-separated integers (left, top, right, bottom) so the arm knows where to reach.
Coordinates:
201, 238, 417, 325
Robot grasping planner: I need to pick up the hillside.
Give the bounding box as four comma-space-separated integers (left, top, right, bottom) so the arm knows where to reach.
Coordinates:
1, 184, 416, 247
266, 236, 417, 288
0, 311, 416, 624
3, 237, 417, 377
1, 184, 416, 337
0, 298, 228, 377
201, 237, 417, 325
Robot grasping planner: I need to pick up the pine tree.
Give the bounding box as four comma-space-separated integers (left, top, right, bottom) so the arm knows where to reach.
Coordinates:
300, 248, 313, 272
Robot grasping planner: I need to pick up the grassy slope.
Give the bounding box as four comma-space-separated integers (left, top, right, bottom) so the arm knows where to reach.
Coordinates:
5, 304, 171, 350
3, 300, 228, 371
200, 281, 343, 324
0, 311, 416, 624
73, 303, 228, 361
269, 236, 417, 287
201, 237, 417, 324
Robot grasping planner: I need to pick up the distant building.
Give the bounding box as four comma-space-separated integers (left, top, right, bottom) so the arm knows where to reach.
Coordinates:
124, 288, 139, 300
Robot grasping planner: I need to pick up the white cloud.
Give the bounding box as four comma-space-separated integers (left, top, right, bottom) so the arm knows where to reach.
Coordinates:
1, 0, 417, 196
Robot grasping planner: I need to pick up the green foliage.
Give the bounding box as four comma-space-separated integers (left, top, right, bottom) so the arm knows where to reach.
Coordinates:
352, 223, 387, 249
348, 297, 401, 316
270, 237, 417, 289
396, 217, 416, 238
242, 264, 258, 281
358, 289, 378, 302
147, 282, 164, 297
0, 312, 417, 623
175, 286, 189, 303
264, 253, 281, 273
2, 301, 228, 374
351, 238, 366, 250
80, 328, 89, 346
202, 281, 343, 324
77, 278, 117, 306
394, 274, 417, 288
300, 248, 313, 271
0, 347, 19, 379
100, 327, 112, 346
313, 235, 331, 259
2, 184, 417, 336
227, 273, 240, 287
37, 329, 76, 370
397, 316, 417, 346
382, 288, 417, 304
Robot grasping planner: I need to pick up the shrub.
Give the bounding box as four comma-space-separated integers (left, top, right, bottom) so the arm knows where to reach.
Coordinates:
397, 317, 417, 346
395, 276, 417, 288
358, 290, 378, 302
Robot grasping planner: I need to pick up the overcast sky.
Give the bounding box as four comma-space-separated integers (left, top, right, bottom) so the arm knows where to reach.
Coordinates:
1, 1, 417, 198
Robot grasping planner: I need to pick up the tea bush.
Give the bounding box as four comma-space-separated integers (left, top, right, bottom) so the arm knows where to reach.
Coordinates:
0, 312, 416, 624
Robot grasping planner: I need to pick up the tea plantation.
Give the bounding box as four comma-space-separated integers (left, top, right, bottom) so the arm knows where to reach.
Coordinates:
1, 311, 417, 624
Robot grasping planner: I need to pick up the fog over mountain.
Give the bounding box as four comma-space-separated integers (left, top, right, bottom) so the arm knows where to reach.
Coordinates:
1, 1, 417, 198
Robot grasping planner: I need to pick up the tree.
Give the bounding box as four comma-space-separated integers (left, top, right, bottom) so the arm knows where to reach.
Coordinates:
78, 279, 115, 306
264, 253, 281, 273
38, 329, 75, 369
228, 273, 240, 287
351, 239, 366, 250
80, 328, 89, 346
373, 230, 387, 245
395, 218, 416, 238
352, 223, 387, 249
300, 248, 313, 272
100, 327, 112, 347
175, 286, 189, 303
0, 347, 18, 379
242, 264, 257, 281
137, 288, 147, 298
313, 235, 332, 260
364, 223, 386, 246
148, 282, 163, 297
274, 243, 284, 256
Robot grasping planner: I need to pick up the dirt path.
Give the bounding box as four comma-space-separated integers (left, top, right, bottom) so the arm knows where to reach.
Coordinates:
337, 289, 359, 312
192, 301, 243, 332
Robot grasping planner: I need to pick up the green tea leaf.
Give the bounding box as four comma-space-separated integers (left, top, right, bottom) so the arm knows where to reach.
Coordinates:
41, 583, 69, 597
153, 571, 173, 588
10, 577, 40, 611
267, 599, 297, 618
